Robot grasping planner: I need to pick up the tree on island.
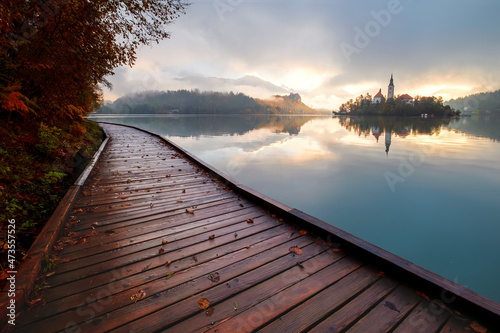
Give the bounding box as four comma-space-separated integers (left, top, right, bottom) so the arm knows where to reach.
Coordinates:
338, 93, 459, 117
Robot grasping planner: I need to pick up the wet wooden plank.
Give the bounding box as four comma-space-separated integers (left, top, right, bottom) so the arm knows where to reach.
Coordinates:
13, 123, 499, 333
345, 285, 422, 332
308, 277, 399, 333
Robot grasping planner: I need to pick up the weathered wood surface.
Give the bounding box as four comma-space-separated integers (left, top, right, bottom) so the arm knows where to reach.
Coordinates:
12, 123, 497, 333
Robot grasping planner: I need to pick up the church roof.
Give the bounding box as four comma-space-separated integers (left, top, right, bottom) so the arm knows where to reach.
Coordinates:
399, 94, 413, 100
374, 89, 384, 98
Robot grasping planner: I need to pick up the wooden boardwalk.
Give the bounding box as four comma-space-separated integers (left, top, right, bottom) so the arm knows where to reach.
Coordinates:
11, 123, 499, 332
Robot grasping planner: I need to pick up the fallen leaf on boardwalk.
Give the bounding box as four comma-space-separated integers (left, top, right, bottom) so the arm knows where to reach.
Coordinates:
245, 245, 251, 249
159, 248, 165, 254
46, 272, 55, 277
198, 298, 210, 310
279, 218, 284, 222
383, 301, 400, 312
165, 261, 172, 266
74, 208, 83, 213
271, 214, 276, 218
470, 321, 487, 333
182, 189, 186, 193
186, 209, 194, 214
239, 204, 244, 207
298, 230, 308, 235
166, 272, 174, 279
166, 174, 171, 178
234, 232, 238, 237
289, 246, 303, 255
142, 263, 151, 272
416, 291, 430, 301
208, 234, 215, 239
162, 239, 168, 244
127, 179, 131, 183
332, 248, 343, 253
246, 218, 254, 223
130, 290, 146, 303
233, 302, 238, 311
150, 203, 154, 208
27, 298, 43, 308
176, 200, 182, 203
82, 190, 90, 196
208, 272, 220, 283
205, 307, 215, 316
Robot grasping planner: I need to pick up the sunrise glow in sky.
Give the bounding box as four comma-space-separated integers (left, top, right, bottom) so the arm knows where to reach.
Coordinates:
102, 0, 500, 109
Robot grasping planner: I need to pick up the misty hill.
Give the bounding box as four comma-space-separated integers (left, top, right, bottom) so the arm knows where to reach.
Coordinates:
95, 90, 325, 115
446, 90, 500, 114
174, 75, 290, 97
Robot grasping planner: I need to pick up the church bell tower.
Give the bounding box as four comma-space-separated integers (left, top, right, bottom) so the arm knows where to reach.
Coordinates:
388, 74, 394, 99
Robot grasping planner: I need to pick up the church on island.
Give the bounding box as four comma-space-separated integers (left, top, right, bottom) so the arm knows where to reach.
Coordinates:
373, 75, 413, 105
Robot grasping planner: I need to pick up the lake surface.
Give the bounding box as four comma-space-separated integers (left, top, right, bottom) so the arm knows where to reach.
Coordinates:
89, 114, 500, 303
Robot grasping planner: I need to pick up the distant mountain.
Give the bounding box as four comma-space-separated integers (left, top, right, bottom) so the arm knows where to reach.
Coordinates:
95, 90, 325, 115
173, 75, 290, 98
445, 90, 500, 114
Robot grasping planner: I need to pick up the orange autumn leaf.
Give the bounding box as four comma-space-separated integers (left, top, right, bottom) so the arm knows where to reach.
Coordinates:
158, 248, 165, 254
298, 230, 307, 235
198, 298, 210, 310
246, 218, 254, 223
165, 261, 172, 266
162, 239, 168, 244
289, 246, 303, 255
186, 209, 194, 214
208, 234, 215, 240
469, 321, 487, 333
416, 290, 430, 301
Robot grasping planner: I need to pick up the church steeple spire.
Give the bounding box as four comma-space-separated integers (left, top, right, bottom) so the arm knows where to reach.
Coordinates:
388, 74, 395, 99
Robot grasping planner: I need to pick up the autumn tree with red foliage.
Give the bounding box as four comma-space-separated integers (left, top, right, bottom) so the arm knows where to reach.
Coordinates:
1, 0, 187, 120
0, 1, 187, 260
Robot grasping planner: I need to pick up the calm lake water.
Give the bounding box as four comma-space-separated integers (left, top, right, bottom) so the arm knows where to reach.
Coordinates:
89, 114, 500, 303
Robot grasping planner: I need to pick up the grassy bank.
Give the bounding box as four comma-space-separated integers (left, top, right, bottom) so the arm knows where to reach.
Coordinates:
0, 116, 103, 283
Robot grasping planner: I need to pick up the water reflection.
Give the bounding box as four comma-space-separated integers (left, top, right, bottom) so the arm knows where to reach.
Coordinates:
89, 113, 500, 302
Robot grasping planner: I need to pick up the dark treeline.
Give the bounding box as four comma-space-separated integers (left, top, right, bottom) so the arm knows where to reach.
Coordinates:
446, 90, 500, 114
339, 94, 458, 117
95, 90, 323, 115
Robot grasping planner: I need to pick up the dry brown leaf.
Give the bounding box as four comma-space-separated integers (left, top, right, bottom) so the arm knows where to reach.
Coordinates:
198, 298, 210, 310
159, 248, 165, 254
470, 321, 487, 333
271, 214, 276, 218
239, 204, 244, 207
127, 179, 131, 183
162, 239, 168, 245
208, 234, 215, 240
289, 246, 303, 255
208, 272, 220, 283
186, 209, 194, 214
298, 230, 308, 235
182, 189, 186, 193
176, 200, 183, 203
332, 248, 343, 252
165, 261, 172, 266
246, 218, 254, 224
205, 307, 214, 316
166, 174, 171, 177
130, 290, 146, 303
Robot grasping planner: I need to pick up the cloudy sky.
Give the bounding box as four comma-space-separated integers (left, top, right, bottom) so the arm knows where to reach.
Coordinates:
102, 0, 500, 109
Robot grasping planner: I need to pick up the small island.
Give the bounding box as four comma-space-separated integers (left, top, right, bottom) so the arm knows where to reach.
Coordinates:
335, 75, 460, 117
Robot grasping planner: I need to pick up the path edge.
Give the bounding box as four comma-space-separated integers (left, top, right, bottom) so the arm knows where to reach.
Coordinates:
0, 125, 110, 328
